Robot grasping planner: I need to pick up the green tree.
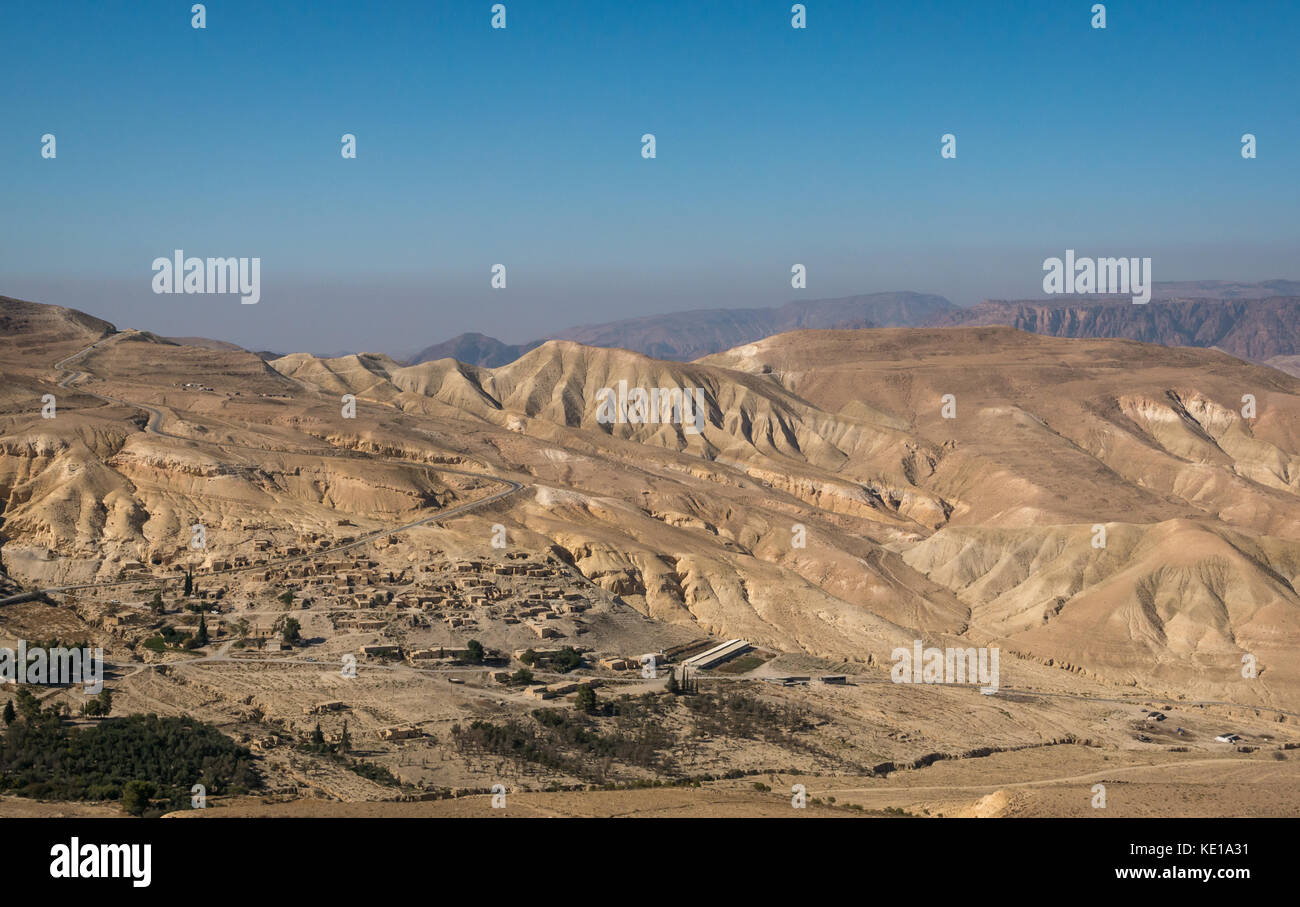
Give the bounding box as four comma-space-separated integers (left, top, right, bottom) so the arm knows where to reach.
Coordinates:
466, 639, 485, 663
195, 614, 210, 647
95, 689, 113, 716
666, 670, 681, 695
312, 722, 325, 747
553, 646, 581, 673
183, 569, 193, 597
519, 649, 537, 666
2, 700, 14, 725
150, 591, 165, 614
121, 780, 156, 817
510, 668, 533, 685
15, 687, 39, 721
574, 685, 598, 714
280, 617, 301, 645
278, 590, 294, 607
339, 719, 352, 753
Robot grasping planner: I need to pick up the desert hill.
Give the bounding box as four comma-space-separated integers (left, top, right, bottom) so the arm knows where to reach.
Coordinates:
704, 328, 1300, 703
5, 295, 1300, 713
0, 295, 115, 367
262, 324, 1300, 705
6, 294, 1300, 817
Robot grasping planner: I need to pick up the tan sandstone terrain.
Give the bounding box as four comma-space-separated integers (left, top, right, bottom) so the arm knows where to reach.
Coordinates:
2, 295, 1298, 818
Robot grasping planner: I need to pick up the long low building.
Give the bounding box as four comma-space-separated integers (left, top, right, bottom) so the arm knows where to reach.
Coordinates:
682, 638, 751, 670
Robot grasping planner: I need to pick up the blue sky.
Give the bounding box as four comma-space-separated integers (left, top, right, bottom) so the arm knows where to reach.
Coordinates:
2, 0, 1297, 354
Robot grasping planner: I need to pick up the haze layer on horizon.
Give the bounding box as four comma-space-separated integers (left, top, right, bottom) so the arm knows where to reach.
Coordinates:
2, 0, 1297, 355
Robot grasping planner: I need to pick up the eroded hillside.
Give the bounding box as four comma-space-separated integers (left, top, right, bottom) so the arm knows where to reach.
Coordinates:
4, 299, 1300, 715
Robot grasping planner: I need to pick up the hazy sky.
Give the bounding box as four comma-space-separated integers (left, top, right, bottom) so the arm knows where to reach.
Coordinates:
2, 0, 1297, 356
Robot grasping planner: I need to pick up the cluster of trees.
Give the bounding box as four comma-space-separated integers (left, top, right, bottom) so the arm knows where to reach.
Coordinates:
518, 646, 581, 672
450, 719, 575, 776
304, 719, 351, 755
144, 620, 207, 652
0, 710, 259, 815
341, 756, 400, 787
2, 688, 44, 725
81, 689, 113, 717
149, 583, 213, 618
451, 704, 675, 782
665, 667, 699, 696
682, 691, 814, 746
300, 721, 403, 787
575, 685, 598, 714
17, 637, 90, 652
551, 647, 582, 673
277, 616, 301, 645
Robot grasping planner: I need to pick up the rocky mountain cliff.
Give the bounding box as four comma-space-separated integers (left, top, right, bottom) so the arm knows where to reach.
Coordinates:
931, 296, 1300, 369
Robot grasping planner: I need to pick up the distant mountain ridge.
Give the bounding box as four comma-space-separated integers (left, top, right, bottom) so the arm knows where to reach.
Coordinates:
407, 332, 544, 368
407, 283, 1300, 369
406, 291, 956, 366
1141, 279, 1300, 299
16, 279, 1300, 376
931, 294, 1300, 368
